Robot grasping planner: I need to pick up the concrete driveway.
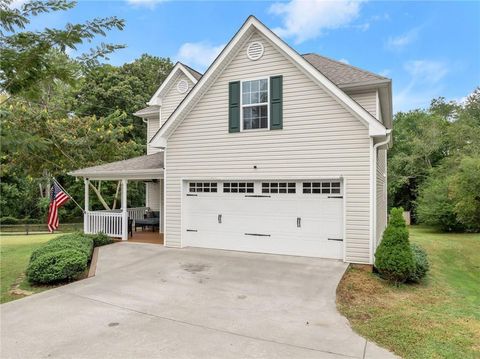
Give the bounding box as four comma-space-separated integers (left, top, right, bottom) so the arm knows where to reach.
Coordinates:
1, 243, 396, 359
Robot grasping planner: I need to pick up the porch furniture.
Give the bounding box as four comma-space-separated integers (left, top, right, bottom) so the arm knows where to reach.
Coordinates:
135, 211, 160, 232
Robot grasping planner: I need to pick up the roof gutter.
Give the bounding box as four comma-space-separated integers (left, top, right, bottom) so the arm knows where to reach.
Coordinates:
371, 129, 392, 262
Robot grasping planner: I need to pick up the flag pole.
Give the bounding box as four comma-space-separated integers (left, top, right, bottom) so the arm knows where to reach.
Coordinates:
52, 177, 85, 213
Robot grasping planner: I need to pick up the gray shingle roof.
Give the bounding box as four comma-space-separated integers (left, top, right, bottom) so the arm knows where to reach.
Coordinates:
181, 63, 203, 81
302, 53, 389, 87
69, 153, 164, 177
179, 54, 389, 87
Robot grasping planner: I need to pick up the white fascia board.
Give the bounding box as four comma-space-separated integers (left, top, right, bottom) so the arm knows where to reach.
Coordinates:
147, 63, 198, 106
151, 136, 167, 149
69, 169, 164, 181
151, 16, 388, 144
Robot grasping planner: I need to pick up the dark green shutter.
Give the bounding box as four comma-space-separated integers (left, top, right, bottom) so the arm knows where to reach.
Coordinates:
270, 75, 283, 130
228, 81, 240, 133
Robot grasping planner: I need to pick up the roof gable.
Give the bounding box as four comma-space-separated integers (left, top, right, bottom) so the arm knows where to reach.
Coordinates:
147, 62, 200, 106
150, 16, 387, 147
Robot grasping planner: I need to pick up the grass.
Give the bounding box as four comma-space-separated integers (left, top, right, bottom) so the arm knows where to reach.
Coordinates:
337, 225, 480, 359
0, 233, 61, 303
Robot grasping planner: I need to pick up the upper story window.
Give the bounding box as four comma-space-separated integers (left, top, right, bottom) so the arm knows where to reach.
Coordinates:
241, 79, 268, 130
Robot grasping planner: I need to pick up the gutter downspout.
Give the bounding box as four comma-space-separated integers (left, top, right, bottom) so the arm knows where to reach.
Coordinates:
372, 129, 392, 261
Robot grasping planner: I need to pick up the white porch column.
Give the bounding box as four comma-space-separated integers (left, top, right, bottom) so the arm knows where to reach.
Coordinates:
84, 179, 89, 234
121, 179, 128, 240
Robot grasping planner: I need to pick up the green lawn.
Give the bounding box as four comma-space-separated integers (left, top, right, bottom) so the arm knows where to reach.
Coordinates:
337, 226, 480, 359
0, 233, 61, 303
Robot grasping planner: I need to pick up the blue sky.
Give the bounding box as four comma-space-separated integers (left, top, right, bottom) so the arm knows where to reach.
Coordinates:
21, 0, 480, 112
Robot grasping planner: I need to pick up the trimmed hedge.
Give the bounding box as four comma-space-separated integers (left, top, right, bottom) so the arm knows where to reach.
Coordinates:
27, 250, 88, 284
26, 233, 94, 284
409, 244, 429, 283
375, 207, 415, 284
0, 216, 19, 225
87, 232, 113, 247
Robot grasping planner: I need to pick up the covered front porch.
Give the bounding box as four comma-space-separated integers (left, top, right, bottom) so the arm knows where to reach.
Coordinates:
69, 153, 164, 242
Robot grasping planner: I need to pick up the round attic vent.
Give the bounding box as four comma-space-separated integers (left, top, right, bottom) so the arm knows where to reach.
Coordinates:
177, 79, 189, 94
246, 41, 264, 61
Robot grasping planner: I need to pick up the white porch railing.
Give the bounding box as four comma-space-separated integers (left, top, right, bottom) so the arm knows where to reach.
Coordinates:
84, 211, 124, 238
127, 207, 148, 224
84, 207, 149, 239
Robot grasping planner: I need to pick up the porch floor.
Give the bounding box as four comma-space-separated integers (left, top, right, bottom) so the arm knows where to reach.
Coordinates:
128, 230, 164, 245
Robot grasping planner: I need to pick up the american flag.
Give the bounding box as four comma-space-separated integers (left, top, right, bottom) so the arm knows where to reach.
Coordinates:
47, 181, 70, 233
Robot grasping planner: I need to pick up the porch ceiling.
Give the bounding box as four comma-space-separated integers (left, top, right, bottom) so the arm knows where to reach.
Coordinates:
68, 153, 164, 180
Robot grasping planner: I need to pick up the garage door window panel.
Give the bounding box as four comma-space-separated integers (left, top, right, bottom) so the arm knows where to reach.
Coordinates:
303, 182, 341, 194
223, 182, 254, 193
262, 182, 296, 194
189, 182, 218, 193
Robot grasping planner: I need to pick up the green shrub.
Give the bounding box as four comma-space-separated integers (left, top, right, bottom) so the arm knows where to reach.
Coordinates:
0, 216, 19, 225
87, 232, 113, 247
408, 244, 429, 283
49, 233, 93, 258
27, 233, 94, 284
375, 207, 415, 284
30, 240, 88, 262
26, 249, 88, 284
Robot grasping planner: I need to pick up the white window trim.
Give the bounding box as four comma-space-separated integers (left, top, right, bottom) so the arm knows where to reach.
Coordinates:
240, 77, 270, 132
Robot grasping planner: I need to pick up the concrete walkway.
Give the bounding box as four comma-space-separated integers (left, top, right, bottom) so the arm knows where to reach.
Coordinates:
1, 243, 397, 358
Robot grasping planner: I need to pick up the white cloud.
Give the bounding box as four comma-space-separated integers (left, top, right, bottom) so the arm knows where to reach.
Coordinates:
339, 58, 349, 64
269, 0, 364, 44
404, 60, 448, 85
394, 60, 449, 111
175, 42, 224, 71
126, 0, 162, 9
386, 28, 419, 50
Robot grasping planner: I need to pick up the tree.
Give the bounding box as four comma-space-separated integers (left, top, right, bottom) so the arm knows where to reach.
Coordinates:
0, 0, 125, 101
387, 109, 449, 214
375, 207, 415, 284
75, 54, 174, 141
416, 173, 463, 232
388, 88, 480, 227
451, 157, 480, 231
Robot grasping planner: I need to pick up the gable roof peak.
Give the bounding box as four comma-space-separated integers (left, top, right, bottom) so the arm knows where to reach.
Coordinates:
149, 15, 387, 145
147, 62, 200, 106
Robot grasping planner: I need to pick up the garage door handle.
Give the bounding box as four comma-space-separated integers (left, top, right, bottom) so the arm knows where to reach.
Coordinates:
186, 229, 198, 232
328, 196, 343, 199
297, 217, 301, 228
328, 238, 343, 241
245, 233, 271, 237
218, 214, 222, 224
245, 195, 271, 198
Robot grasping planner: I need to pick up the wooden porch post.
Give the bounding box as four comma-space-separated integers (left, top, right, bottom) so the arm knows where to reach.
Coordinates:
84, 179, 89, 234
121, 179, 128, 241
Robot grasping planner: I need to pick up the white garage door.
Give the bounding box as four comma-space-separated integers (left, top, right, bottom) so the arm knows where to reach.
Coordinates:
183, 180, 343, 259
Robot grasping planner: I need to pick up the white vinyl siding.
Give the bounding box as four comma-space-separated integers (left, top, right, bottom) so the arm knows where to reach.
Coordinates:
376, 148, 387, 247
160, 73, 195, 127
348, 91, 377, 119
147, 117, 161, 154
146, 182, 161, 211
165, 31, 372, 263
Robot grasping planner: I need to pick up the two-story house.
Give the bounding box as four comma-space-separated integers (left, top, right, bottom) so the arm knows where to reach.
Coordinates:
70, 16, 392, 265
